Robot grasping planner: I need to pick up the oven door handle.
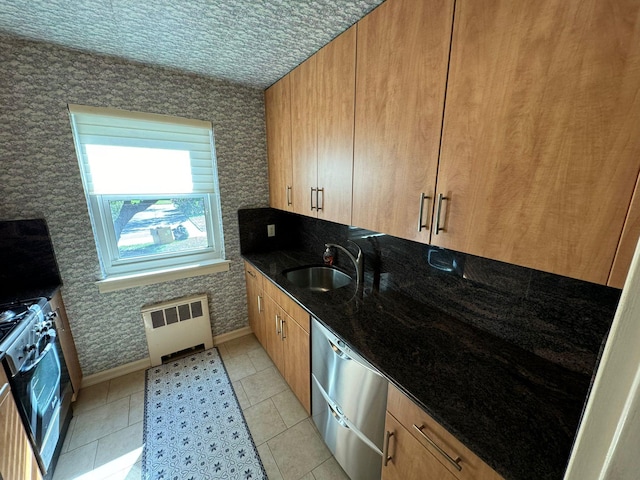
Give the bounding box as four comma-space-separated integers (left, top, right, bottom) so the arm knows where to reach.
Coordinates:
20, 333, 56, 374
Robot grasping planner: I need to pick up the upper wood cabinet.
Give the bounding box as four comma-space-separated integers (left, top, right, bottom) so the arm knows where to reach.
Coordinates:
352, 0, 454, 244
290, 55, 318, 217
290, 26, 356, 224
316, 26, 356, 225
265, 74, 294, 212
433, 0, 640, 284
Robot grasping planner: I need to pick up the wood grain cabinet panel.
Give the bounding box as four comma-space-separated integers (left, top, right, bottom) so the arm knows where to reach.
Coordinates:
386, 384, 503, 480
49, 290, 82, 401
290, 55, 318, 217
353, 0, 454, 244
265, 75, 294, 212
244, 261, 266, 347
434, 0, 640, 284
289, 26, 356, 224
0, 370, 42, 480
256, 272, 311, 414
316, 25, 356, 226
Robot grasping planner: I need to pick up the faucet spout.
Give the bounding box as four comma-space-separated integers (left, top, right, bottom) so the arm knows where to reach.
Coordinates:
325, 240, 364, 290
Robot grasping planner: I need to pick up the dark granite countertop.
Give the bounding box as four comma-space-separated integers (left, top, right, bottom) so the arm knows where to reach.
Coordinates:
243, 250, 591, 480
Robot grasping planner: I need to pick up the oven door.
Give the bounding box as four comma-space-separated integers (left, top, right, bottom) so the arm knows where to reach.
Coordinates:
11, 331, 72, 475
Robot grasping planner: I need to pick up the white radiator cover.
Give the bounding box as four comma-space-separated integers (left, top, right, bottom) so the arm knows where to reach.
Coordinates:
141, 294, 214, 366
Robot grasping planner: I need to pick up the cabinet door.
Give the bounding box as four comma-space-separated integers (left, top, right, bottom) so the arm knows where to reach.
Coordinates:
353, 0, 454, 243
316, 26, 356, 226
290, 56, 318, 218
263, 294, 285, 374
282, 314, 311, 414
244, 265, 265, 347
383, 413, 458, 480
265, 75, 294, 211
0, 372, 43, 480
49, 290, 82, 400
435, 0, 640, 284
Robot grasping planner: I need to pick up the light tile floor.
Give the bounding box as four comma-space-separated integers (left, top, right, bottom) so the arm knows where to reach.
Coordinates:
53, 333, 349, 480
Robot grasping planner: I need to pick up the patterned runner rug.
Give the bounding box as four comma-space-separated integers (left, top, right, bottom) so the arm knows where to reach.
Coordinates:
142, 348, 267, 480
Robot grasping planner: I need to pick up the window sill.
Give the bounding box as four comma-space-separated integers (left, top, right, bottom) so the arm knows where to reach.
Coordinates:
96, 259, 230, 293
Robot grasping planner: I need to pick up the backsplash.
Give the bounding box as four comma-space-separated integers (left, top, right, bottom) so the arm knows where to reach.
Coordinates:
239, 208, 621, 376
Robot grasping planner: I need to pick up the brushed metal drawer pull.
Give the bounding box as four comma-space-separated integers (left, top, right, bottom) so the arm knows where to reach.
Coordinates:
418, 193, 431, 231
383, 430, 394, 466
413, 424, 462, 471
310, 187, 317, 211
257, 295, 262, 313
286, 185, 292, 206
435, 193, 448, 235
247, 269, 256, 279
317, 187, 324, 211
275, 314, 281, 335
280, 318, 286, 340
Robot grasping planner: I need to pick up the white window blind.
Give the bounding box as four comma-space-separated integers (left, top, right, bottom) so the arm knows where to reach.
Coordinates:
68, 104, 217, 195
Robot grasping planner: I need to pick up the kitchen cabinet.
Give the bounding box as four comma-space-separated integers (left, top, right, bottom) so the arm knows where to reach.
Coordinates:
290, 26, 356, 225
244, 261, 266, 345
433, 0, 640, 284
352, 0, 454, 244
262, 278, 311, 413
265, 74, 294, 212
0, 368, 43, 480
384, 383, 502, 480
49, 290, 82, 401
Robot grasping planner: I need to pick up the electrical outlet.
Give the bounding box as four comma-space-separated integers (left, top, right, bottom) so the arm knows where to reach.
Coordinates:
267, 224, 276, 237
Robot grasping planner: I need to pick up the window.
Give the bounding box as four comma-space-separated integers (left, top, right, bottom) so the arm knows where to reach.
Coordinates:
69, 105, 225, 280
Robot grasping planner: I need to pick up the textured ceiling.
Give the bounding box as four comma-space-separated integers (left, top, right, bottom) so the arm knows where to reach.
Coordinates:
0, 0, 384, 89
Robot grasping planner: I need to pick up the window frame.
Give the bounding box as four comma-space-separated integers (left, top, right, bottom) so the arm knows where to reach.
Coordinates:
69, 105, 226, 279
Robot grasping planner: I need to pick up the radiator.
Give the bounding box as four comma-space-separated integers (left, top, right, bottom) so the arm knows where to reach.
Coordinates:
141, 294, 214, 366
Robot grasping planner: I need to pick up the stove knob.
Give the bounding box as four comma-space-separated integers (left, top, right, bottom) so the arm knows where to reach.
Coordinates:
23, 343, 37, 354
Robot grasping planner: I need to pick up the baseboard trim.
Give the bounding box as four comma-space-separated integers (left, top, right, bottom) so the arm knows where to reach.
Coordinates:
80, 326, 253, 389
81, 358, 151, 388
214, 326, 253, 345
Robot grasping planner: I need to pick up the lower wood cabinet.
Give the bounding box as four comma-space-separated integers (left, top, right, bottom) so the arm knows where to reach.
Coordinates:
244, 261, 311, 414
49, 290, 83, 401
384, 384, 502, 480
244, 262, 266, 346
0, 369, 42, 480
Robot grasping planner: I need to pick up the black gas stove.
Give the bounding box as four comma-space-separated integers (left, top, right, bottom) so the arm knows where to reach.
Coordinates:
0, 299, 44, 353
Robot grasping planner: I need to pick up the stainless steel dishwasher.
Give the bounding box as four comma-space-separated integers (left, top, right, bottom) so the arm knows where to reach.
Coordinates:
311, 318, 388, 480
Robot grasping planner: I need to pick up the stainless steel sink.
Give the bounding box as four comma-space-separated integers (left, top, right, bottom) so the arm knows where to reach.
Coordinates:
283, 265, 352, 292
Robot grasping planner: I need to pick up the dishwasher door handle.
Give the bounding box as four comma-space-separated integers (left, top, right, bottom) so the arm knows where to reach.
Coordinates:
328, 338, 351, 360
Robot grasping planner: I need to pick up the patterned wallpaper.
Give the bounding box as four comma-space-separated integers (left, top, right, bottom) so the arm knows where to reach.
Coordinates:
0, 0, 384, 88
0, 34, 269, 375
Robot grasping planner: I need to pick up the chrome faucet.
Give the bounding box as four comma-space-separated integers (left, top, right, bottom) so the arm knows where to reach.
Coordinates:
325, 240, 364, 290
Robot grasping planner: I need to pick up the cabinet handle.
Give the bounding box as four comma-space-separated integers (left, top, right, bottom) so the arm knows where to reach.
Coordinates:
310, 187, 317, 211
281, 318, 286, 340
412, 424, 462, 471
383, 430, 394, 466
275, 314, 281, 335
435, 193, 448, 235
286, 185, 292, 206
247, 269, 256, 279
257, 295, 262, 313
317, 187, 324, 211
418, 192, 431, 232
328, 339, 351, 360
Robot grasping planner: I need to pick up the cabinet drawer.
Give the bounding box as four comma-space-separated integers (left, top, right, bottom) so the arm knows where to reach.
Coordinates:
244, 261, 264, 290
387, 384, 502, 480
263, 278, 310, 332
